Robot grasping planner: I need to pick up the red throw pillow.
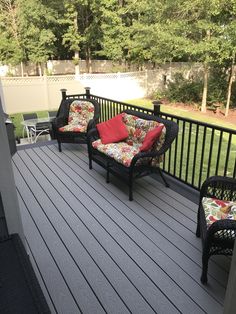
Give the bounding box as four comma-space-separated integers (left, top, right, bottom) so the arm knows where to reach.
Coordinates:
97, 114, 128, 144
140, 124, 164, 152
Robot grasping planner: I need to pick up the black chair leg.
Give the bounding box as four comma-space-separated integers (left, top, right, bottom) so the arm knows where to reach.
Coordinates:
58, 141, 62, 152
201, 247, 209, 284
87, 143, 93, 169
89, 160, 92, 169
158, 168, 170, 187
129, 171, 133, 201
106, 163, 110, 183
196, 209, 201, 237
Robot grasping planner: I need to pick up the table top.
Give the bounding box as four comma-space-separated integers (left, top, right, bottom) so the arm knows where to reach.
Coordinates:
21, 117, 53, 127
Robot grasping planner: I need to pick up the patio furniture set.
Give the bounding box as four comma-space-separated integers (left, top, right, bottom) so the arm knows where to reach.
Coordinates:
51, 96, 236, 284
4, 94, 234, 311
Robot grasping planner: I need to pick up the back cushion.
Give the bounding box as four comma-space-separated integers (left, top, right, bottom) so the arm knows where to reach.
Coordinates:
68, 100, 94, 126
122, 113, 160, 145
122, 113, 167, 167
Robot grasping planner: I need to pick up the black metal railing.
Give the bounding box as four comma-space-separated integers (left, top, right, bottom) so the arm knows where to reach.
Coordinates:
61, 88, 236, 190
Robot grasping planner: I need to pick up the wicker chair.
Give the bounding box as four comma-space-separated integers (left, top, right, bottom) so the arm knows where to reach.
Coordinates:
87, 110, 178, 201
52, 98, 100, 152
196, 176, 236, 284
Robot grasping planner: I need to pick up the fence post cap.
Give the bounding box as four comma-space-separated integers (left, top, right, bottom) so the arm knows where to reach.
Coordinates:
60, 88, 67, 92
152, 100, 162, 115
152, 100, 162, 105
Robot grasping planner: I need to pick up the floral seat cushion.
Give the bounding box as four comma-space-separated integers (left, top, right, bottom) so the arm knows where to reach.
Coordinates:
59, 100, 94, 133
59, 124, 87, 133
202, 197, 236, 228
92, 140, 142, 167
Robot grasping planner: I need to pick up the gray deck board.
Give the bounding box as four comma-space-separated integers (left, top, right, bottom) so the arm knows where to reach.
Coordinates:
26, 147, 179, 314
61, 146, 227, 295
14, 153, 128, 314
76, 145, 230, 279
15, 185, 81, 314
75, 148, 228, 286
12, 143, 229, 314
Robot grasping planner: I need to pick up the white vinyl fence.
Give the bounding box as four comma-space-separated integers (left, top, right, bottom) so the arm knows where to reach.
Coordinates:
1, 70, 164, 114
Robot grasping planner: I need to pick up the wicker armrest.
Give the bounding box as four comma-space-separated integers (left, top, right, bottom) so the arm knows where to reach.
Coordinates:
130, 150, 161, 167
87, 128, 99, 143
200, 176, 236, 203
206, 219, 236, 242
87, 118, 97, 131
52, 116, 67, 129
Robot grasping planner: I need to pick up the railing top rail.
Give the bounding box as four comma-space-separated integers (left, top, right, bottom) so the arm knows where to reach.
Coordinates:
160, 111, 236, 134
90, 94, 154, 113
63, 91, 236, 135
64, 93, 87, 98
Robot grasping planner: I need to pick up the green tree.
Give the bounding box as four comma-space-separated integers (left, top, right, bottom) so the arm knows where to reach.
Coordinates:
0, 0, 24, 72
167, 0, 236, 112
18, 0, 59, 75
61, 0, 103, 73
98, 0, 131, 63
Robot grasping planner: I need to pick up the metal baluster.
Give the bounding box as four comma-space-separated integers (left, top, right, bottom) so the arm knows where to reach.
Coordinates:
191, 124, 199, 187
179, 121, 185, 179
215, 131, 223, 176
206, 128, 215, 178
224, 133, 232, 177
185, 122, 192, 183
198, 126, 207, 189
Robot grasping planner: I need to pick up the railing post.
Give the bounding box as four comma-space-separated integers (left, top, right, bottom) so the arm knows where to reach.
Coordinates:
60, 88, 67, 101
85, 87, 91, 99
152, 100, 162, 116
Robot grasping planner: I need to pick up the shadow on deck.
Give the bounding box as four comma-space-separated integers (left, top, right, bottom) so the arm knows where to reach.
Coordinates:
12, 143, 229, 314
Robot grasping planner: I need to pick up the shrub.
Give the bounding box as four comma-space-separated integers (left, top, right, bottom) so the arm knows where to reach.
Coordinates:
207, 67, 227, 104
163, 73, 202, 103
158, 67, 236, 108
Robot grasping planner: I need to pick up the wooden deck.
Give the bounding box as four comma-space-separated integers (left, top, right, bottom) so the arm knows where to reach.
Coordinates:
12, 143, 229, 314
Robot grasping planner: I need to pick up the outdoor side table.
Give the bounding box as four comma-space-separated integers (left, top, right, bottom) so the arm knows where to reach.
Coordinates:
21, 117, 52, 143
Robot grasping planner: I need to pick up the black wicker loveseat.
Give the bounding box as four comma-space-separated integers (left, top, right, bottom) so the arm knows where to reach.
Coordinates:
52, 97, 100, 152
196, 176, 236, 284
87, 110, 178, 201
